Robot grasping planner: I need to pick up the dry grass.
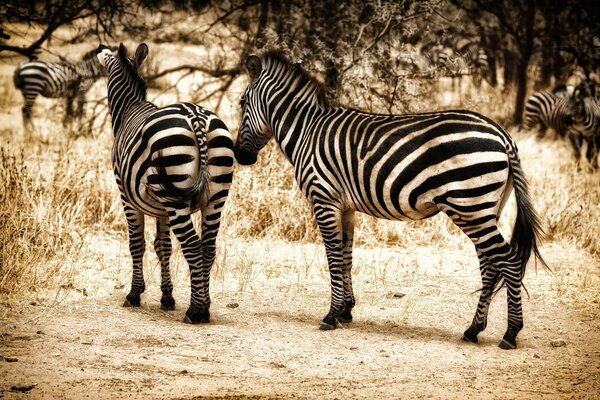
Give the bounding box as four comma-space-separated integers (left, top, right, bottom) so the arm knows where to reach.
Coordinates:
0, 26, 598, 311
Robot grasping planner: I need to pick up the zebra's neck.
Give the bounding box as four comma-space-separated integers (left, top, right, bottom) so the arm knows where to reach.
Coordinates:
107, 85, 148, 136
268, 94, 326, 165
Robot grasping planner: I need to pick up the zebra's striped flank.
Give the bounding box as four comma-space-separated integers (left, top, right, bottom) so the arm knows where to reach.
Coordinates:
235, 50, 547, 349
97, 43, 234, 323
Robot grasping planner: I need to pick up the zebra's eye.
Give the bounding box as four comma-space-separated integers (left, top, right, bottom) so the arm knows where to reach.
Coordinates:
239, 97, 246, 109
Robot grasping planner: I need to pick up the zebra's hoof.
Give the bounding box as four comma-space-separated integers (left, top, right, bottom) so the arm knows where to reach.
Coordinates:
123, 292, 141, 307
319, 321, 337, 330
338, 309, 353, 324
462, 327, 479, 344
183, 305, 210, 324
498, 338, 517, 350
319, 314, 338, 330
160, 295, 176, 311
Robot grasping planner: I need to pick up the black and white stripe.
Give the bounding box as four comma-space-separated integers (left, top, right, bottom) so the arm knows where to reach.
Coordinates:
13, 49, 106, 127
567, 79, 600, 168
523, 91, 571, 138
97, 43, 234, 323
234, 51, 547, 349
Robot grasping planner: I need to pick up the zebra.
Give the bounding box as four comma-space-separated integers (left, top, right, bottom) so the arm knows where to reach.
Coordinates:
96, 43, 234, 323
566, 79, 600, 168
13, 48, 108, 128
234, 51, 547, 349
523, 91, 572, 139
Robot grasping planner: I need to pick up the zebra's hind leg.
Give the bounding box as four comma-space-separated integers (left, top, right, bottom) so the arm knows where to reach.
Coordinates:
166, 209, 210, 324
313, 203, 346, 330
123, 207, 146, 307
154, 217, 175, 311
338, 210, 356, 324
462, 253, 501, 344
448, 203, 525, 349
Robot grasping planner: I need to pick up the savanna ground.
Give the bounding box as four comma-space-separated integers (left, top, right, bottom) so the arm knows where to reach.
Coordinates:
1, 18, 600, 400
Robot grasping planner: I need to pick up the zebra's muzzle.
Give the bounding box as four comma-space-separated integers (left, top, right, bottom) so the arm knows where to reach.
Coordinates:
234, 147, 258, 165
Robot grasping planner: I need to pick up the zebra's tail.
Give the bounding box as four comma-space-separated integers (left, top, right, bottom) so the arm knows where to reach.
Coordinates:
506, 147, 549, 281
149, 150, 209, 209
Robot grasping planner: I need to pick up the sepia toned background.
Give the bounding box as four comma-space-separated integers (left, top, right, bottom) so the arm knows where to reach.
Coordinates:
1, 1, 599, 398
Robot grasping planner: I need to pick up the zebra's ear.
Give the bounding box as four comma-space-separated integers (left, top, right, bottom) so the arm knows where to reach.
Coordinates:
134, 43, 149, 69
246, 55, 262, 81
96, 44, 112, 67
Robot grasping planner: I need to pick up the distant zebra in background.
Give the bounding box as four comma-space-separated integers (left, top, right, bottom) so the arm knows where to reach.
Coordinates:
234, 51, 547, 349
96, 43, 234, 323
567, 79, 600, 168
13, 48, 107, 128
420, 40, 489, 82
523, 91, 571, 138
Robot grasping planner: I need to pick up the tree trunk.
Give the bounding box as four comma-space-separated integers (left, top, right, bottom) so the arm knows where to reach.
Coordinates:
513, 0, 536, 125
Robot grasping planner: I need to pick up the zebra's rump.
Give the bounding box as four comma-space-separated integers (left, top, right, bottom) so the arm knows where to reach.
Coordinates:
313, 110, 511, 220
114, 103, 233, 217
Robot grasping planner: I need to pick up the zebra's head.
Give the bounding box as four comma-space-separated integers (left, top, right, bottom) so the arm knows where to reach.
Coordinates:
234, 55, 273, 166
96, 43, 148, 76
568, 79, 596, 122
97, 43, 149, 134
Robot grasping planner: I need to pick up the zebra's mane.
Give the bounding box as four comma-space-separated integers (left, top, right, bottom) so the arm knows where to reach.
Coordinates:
117, 45, 147, 97
261, 50, 329, 108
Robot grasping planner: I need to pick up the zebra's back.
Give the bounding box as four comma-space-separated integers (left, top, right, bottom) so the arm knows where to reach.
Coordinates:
114, 102, 233, 218
305, 109, 512, 221
13, 60, 79, 98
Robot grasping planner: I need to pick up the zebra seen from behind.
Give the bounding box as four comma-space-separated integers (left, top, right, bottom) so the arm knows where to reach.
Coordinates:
96, 43, 234, 323
234, 51, 547, 349
13, 48, 107, 128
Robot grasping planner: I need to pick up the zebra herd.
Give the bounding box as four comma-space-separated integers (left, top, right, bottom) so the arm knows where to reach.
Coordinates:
524, 74, 600, 169
12, 43, 549, 349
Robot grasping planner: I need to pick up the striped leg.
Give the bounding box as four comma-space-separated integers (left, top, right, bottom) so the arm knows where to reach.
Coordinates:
198, 192, 228, 307
123, 206, 146, 307
461, 222, 524, 349
154, 217, 175, 310
314, 204, 346, 330
463, 256, 501, 343
338, 211, 356, 323
166, 208, 210, 323
20, 91, 37, 130
63, 95, 74, 126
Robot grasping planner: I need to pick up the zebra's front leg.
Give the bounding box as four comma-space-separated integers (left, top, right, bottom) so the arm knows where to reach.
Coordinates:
154, 217, 175, 310
123, 207, 146, 307
463, 257, 501, 344
338, 211, 356, 324
313, 204, 345, 330
76, 93, 85, 119
63, 96, 74, 126
166, 209, 210, 323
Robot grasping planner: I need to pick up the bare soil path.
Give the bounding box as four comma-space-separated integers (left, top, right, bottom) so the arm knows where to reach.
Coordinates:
2, 240, 599, 399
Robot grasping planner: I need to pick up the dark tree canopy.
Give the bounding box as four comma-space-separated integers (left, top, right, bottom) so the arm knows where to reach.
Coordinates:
2, 0, 599, 124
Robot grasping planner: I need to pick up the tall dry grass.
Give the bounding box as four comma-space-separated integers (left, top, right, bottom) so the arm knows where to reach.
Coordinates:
0, 31, 598, 301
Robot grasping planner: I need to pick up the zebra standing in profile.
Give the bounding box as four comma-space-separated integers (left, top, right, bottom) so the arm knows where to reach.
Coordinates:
96, 43, 234, 323
13, 48, 107, 128
234, 51, 547, 349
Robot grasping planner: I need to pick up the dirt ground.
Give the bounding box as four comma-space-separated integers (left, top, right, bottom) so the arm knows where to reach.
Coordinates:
1, 239, 599, 399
